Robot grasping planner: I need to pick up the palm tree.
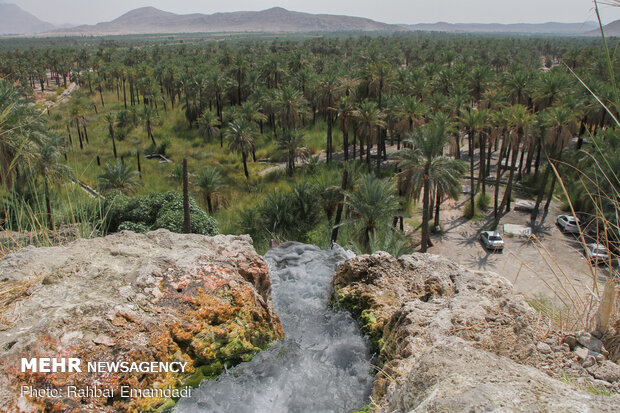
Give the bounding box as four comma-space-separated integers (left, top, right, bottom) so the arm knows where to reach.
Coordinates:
98, 159, 142, 195
0, 80, 43, 189
395, 96, 425, 150
459, 108, 488, 217
531, 105, 578, 221
397, 118, 467, 252
225, 119, 256, 180
197, 110, 221, 142
353, 100, 385, 171
277, 129, 305, 176
498, 105, 533, 215
335, 96, 354, 160
345, 173, 399, 253
143, 106, 158, 147
275, 85, 308, 132
35, 135, 72, 230
316, 75, 340, 163
196, 167, 224, 214
104, 113, 117, 158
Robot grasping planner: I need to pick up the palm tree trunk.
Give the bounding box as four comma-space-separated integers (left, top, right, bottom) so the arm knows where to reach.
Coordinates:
44, 177, 54, 231
242, 151, 249, 179
331, 169, 348, 244
531, 160, 551, 222
494, 136, 508, 219
343, 122, 349, 161
468, 130, 475, 217
327, 115, 333, 163
543, 147, 564, 212
366, 138, 371, 171
500, 137, 521, 214
480, 134, 486, 195
376, 126, 382, 174
434, 188, 442, 228
182, 158, 191, 233
421, 168, 431, 253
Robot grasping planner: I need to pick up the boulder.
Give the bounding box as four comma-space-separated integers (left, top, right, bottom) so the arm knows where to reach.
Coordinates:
0, 230, 283, 412
331, 252, 619, 412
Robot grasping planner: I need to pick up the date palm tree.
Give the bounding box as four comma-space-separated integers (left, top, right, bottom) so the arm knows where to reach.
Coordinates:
345, 173, 399, 253
196, 167, 224, 214
35, 135, 72, 230
225, 119, 256, 180
197, 110, 221, 142
104, 113, 117, 159
397, 117, 467, 252
277, 129, 305, 176
353, 100, 385, 171
0, 80, 44, 189
98, 159, 141, 195
459, 108, 488, 217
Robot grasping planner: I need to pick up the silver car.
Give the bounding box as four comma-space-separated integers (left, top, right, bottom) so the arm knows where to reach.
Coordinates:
557, 215, 580, 233
585, 243, 610, 264
480, 231, 504, 252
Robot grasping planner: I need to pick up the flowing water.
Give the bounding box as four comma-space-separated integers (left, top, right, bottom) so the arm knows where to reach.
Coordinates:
175, 242, 374, 413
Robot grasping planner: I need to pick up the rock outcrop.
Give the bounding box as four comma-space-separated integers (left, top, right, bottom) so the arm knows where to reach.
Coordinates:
0, 230, 283, 412
332, 252, 620, 412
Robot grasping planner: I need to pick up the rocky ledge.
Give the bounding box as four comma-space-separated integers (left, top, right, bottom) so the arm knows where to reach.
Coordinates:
0, 230, 283, 412
332, 252, 620, 412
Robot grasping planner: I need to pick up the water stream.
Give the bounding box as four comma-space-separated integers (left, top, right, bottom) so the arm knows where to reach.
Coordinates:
175, 242, 374, 413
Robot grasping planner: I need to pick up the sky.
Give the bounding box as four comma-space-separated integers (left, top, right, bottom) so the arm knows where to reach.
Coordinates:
6, 0, 620, 26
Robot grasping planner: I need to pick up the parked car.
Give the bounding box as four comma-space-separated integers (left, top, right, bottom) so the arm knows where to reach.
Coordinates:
557, 215, 580, 233
480, 231, 504, 252
585, 243, 610, 265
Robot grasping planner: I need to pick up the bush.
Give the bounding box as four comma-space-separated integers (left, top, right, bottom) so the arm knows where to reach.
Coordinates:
118, 221, 150, 233
155, 209, 218, 235
476, 193, 491, 211
103, 190, 218, 235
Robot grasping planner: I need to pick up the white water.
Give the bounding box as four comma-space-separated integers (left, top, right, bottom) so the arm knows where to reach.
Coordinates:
175, 242, 374, 413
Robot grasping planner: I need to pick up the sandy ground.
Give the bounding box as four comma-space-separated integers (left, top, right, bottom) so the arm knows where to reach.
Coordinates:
428, 189, 616, 307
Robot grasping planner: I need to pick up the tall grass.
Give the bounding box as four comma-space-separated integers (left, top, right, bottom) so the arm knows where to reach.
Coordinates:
0, 178, 107, 258
520, 1, 619, 335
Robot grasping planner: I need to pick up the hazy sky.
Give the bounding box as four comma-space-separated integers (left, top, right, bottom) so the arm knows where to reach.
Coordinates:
7, 0, 620, 26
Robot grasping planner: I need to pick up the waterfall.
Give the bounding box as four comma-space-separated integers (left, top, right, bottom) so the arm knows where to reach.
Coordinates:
175, 242, 374, 412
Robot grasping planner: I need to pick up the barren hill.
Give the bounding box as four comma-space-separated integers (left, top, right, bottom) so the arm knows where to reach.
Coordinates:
0, 3, 55, 35
401, 21, 598, 35
585, 20, 620, 36
52, 6, 402, 35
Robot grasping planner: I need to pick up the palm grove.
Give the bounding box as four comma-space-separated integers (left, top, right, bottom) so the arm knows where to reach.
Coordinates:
0, 33, 618, 254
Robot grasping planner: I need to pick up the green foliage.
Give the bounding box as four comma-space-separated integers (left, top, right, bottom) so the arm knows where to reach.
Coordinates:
98, 160, 142, 195
104, 191, 218, 235
476, 193, 491, 211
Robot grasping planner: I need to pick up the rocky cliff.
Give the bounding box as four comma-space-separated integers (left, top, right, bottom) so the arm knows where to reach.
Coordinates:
0, 230, 283, 412
332, 252, 620, 412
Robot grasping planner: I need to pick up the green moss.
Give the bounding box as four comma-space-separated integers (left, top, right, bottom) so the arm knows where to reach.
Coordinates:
352, 404, 372, 413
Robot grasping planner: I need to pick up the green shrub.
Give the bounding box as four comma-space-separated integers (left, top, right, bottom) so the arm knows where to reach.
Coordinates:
118, 221, 150, 233
103, 190, 218, 236
476, 193, 491, 211
155, 209, 218, 235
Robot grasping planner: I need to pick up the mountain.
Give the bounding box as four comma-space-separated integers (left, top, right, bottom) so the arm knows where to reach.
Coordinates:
585, 20, 620, 36
52, 6, 402, 35
0, 3, 55, 35
400, 21, 598, 35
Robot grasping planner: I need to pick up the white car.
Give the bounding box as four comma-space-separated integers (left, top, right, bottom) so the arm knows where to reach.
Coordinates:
480, 231, 504, 252
585, 243, 610, 265
557, 215, 580, 233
